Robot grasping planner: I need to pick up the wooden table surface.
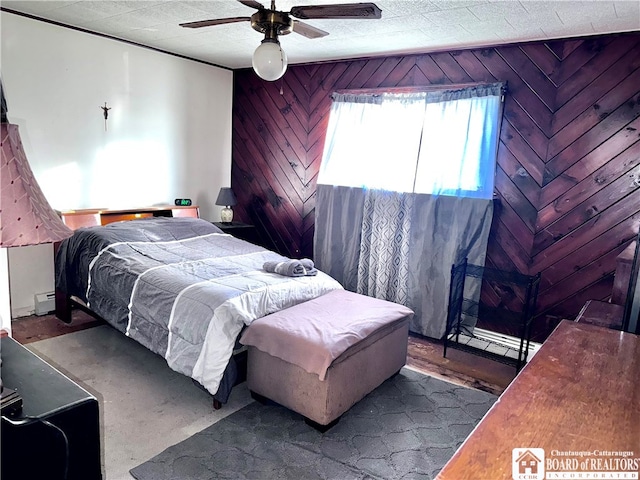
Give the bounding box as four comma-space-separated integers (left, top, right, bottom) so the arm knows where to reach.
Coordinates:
437, 320, 640, 480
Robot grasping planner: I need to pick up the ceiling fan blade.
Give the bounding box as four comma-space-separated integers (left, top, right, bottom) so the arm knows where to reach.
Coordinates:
290, 3, 382, 20
179, 17, 251, 29
293, 20, 329, 39
236, 0, 264, 9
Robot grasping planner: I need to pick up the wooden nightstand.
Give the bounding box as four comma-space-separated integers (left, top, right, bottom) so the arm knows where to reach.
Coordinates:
213, 221, 260, 245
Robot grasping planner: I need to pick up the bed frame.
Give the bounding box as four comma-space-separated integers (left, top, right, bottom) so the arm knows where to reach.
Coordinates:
53, 205, 246, 409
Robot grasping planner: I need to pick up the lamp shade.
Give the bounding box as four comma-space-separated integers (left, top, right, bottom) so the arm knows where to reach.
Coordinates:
0, 123, 73, 247
215, 187, 237, 207
252, 40, 287, 81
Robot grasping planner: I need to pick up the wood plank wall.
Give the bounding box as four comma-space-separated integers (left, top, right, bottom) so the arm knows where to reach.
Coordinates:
232, 32, 640, 340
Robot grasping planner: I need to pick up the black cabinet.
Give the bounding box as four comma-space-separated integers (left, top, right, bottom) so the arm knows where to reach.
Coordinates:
1, 337, 102, 480
213, 221, 260, 245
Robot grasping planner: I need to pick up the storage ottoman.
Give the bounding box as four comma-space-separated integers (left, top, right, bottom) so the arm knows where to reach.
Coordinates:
240, 289, 413, 428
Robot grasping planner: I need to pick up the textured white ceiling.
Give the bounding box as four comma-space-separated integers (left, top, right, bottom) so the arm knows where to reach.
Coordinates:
3, 0, 639, 69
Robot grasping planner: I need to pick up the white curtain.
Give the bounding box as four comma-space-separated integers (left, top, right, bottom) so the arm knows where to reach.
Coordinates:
319, 84, 502, 199
315, 84, 503, 338
319, 93, 424, 192
415, 90, 502, 198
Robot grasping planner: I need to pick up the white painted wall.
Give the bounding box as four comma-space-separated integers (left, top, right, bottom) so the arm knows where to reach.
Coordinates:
1, 12, 233, 320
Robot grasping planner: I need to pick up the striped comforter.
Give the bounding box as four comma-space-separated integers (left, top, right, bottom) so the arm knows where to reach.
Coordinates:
56, 217, 342, 396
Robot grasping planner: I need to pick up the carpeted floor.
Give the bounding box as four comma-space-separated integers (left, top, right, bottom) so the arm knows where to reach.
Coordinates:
27, 325, 253, 480
23, 319, 498, 479
130, 368, 497, 480
13, 311, 515, 396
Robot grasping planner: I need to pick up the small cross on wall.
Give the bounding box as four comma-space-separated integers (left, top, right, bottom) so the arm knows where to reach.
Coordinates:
100, 102, 111, 131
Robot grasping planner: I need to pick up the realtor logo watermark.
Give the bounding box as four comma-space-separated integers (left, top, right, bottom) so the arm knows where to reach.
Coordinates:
512, 448, 639, 480
513, 448, 545, 480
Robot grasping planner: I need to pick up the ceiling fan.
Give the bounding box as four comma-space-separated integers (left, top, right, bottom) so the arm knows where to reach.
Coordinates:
180, 0, 382, 81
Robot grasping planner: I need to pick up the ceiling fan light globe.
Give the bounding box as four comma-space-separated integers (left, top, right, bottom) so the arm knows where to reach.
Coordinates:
252, 41, 287, 81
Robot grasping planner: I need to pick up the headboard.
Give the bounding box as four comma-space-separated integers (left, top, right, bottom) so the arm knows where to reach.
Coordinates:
58, 205, 200, 230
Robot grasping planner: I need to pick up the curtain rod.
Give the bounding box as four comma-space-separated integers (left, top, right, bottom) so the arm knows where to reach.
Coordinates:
333, 82, 507, 97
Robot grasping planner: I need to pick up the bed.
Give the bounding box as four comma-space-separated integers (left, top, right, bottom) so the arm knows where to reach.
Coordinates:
54, 210, 343, 406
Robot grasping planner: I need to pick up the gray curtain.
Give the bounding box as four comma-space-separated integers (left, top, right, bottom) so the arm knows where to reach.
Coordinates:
314, 184, 493, 339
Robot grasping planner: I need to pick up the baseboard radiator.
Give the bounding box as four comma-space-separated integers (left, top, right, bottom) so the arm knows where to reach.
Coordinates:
34, 291, 55, 316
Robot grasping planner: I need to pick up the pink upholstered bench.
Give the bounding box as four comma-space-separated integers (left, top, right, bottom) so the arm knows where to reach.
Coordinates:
240, 289, 414, 429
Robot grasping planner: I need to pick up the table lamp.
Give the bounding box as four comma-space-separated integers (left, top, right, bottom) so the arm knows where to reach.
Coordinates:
0, 81, 73, 336
215, 187, 237, 223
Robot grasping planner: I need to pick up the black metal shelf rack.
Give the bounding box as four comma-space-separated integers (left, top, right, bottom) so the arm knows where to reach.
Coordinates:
443, 258, 541, 371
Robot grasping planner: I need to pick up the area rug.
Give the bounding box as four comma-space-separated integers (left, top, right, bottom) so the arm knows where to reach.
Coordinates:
130, 368, 496, 480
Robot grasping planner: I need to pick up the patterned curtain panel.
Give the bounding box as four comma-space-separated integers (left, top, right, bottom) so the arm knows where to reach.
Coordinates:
357, 190, 413, 304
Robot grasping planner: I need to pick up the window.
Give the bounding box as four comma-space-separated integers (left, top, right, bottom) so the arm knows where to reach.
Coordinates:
318, 83, 504, 200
